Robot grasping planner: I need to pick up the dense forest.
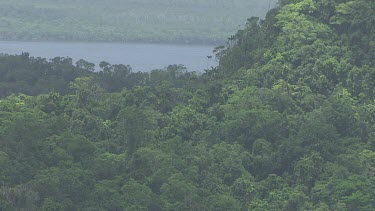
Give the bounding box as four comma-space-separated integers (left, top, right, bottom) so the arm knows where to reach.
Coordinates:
0, 0, 276, 44
0, 0, 375, 210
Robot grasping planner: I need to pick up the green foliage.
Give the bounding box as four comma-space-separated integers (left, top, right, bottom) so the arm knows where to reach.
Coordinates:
0, 0, 374, 210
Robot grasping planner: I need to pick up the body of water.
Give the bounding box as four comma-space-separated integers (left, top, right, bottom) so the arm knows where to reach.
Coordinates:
0, 41, 217, 72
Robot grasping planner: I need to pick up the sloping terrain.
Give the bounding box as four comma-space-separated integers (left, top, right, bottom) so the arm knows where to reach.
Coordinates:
0, 0, 374, 210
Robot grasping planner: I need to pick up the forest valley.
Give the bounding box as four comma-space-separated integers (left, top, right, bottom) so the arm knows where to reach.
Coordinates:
0, 0, 374, 210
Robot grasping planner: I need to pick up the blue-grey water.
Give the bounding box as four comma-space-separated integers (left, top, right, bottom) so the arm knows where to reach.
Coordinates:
0, 41, 217, 72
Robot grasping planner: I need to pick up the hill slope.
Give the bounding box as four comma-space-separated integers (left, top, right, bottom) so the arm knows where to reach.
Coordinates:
0, 0, 375, 210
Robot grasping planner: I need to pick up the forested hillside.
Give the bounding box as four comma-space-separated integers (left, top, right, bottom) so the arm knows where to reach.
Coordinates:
0, 0, 375, 210
0, 0, 275, 44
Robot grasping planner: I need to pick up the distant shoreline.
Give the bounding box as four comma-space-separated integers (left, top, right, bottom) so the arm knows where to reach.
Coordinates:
0, 41, 217, 72
0, 38, 225, 47
0, 0, 275, 48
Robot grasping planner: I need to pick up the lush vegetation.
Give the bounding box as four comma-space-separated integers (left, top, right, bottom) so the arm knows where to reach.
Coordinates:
0, 0, 275, 44
1, 0, 375, 210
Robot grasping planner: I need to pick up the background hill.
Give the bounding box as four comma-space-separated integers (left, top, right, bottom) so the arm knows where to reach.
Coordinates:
0, 0, 276, 44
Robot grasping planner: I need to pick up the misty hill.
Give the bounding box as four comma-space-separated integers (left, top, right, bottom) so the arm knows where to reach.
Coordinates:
0, 0, 375, 210
0, 0, 276, 44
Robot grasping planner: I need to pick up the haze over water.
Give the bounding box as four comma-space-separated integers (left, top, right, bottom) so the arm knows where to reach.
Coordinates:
0, 41, 217, 72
